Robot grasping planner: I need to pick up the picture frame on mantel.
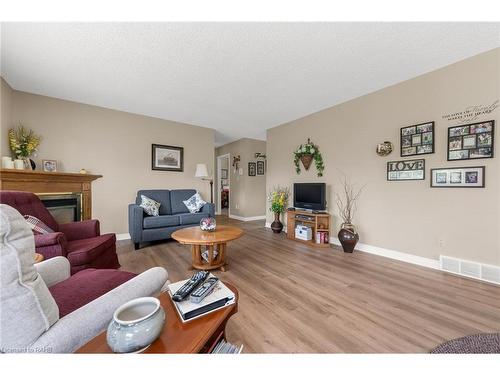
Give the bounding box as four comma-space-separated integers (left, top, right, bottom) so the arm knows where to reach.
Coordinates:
151, 144, 184, 172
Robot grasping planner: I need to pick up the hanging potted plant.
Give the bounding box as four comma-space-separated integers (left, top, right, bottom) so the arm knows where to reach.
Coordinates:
293, 138, 324, 177
267, 186, 289, 233
335, 176, 364, 253
8, 124, 41, 170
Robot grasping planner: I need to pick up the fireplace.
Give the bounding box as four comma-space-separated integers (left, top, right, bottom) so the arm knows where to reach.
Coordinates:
39, 193, 83, 224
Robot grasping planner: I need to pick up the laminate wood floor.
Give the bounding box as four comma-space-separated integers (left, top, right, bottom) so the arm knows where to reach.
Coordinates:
117, 216, 500, 353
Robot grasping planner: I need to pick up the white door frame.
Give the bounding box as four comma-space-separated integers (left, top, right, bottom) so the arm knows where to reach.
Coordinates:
216, 153, 230, 216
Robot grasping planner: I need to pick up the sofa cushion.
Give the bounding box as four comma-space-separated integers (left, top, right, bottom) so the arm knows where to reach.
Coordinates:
66, 233, 116, 266
49, 268, 137, 318
0, 204, 59, 350
170, 189, 197, 214
178, 212, 207, 225
143, 215, 180, 229
183, 192, 207, 213
140, 195, 161, 216
24, 215, 55, 235
136, 190, 172, 215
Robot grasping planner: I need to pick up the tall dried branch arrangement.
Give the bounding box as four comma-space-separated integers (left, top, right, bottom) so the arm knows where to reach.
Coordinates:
335, 175, 364, 224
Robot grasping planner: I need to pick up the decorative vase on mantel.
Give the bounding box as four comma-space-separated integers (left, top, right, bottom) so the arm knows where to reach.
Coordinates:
338, 223, 359, 253
271, 212, 284, 233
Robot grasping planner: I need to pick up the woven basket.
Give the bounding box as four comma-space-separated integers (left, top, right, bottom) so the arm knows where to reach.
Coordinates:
300, 154, 313, 170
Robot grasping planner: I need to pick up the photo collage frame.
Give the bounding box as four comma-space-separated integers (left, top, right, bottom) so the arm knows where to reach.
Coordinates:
447, 120, 494, 161
400, 121, 434, 157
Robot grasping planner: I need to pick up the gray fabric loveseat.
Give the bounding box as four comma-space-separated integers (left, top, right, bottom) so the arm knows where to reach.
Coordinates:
128, 189, 214, 249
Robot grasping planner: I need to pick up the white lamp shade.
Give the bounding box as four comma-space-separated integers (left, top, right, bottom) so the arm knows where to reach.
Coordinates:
195, 163, 209, 178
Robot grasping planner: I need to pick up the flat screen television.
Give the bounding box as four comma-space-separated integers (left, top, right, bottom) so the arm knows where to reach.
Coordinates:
293, 183, 326, 211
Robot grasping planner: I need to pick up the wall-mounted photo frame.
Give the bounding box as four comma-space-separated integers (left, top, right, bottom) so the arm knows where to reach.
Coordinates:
221, 168, 228, 179
151, 144, 184, 172
387, 159, 425, 181
257, 160, 265, 175
430, 166, 485, 188
400, 121, 435, 157
248, 162, 256, 176
42, 159, 58, 172
447, 120, 494, 161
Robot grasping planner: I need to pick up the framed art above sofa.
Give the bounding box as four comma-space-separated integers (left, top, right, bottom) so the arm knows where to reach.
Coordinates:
152, 144, 184, 172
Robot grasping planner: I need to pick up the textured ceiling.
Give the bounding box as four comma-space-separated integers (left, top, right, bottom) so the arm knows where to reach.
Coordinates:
1, 22, 499, 145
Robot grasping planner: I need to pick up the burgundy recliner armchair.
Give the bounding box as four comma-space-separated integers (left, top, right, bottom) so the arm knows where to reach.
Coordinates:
0, 191, 120, 274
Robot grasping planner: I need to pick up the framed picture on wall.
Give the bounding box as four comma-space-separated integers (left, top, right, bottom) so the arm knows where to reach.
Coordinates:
248, 162, 256, 176
221, 168, 228, 179
447, 120, 494, 161
151, 144, 184, 171
387, 159, 425, 181
430, 166, 485, 188
257, 161, 265, 175
400, 121, 435, 157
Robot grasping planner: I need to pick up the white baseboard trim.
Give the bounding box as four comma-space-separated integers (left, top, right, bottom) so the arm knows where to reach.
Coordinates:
116, 233, 131, 241
229, 214, 266, 222
330, 236, 440, 270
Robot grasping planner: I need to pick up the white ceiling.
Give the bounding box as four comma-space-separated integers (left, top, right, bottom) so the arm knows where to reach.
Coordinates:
1, 23, 499, 145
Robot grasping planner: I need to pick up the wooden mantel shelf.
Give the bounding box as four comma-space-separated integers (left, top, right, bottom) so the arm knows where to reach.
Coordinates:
0, 169, 103, 220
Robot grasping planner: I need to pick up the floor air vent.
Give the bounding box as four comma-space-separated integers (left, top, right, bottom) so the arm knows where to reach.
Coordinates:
440, 256, 500, 285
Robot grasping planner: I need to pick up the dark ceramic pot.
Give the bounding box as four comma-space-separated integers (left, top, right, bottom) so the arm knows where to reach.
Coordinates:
271, 213, 283, 233
338, 223, 359, 253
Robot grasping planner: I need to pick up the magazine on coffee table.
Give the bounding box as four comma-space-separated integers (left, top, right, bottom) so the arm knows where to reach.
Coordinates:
166, 274, 236, 323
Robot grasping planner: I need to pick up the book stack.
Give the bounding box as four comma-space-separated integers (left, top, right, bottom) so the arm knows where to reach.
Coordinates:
167, 274, 236, 323
315, 231, 330, 244
210, 339, 243, 354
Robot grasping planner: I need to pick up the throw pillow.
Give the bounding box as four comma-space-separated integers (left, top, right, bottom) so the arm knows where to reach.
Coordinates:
24, 215, 55, 235
140, 195, 161, 216
183, 192, 207, 214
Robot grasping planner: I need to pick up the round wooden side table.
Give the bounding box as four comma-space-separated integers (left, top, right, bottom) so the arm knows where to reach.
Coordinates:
171, 225, 243, 272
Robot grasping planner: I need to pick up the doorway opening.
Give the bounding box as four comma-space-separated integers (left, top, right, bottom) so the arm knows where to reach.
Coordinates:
217, 153, 230, 216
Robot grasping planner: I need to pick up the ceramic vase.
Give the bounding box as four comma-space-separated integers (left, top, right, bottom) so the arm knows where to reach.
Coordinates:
338, 223, 359, 253
271, 212, 283, 233
13, 159, 24, 170
106, 297, 165, 353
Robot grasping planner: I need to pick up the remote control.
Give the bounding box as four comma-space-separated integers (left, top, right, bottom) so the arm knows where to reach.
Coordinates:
190, 277, 219, 304
172, 271, 209, 302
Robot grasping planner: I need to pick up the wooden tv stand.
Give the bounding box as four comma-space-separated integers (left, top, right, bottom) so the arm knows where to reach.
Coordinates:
286, 210, 331, 248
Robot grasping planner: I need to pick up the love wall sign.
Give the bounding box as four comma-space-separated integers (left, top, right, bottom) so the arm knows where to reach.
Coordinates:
387, 159, 425, 181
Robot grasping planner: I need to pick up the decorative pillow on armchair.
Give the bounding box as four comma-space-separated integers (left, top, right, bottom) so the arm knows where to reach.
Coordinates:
140, 195, 161, 216
24, 215, 55, 235
183, 192, 207, 213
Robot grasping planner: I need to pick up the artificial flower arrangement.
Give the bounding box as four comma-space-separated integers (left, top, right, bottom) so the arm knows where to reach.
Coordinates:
293, 138, 324, 177
267, 186, 290, 214
8, 124, 41, 160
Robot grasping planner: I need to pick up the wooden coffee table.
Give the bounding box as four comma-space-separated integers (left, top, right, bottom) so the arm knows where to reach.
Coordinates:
171, 225, 243, 272
77, 283, 238, 353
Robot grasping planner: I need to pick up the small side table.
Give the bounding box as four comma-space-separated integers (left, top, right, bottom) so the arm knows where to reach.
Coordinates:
171, 225, 243, 272
34, 253, 44, 263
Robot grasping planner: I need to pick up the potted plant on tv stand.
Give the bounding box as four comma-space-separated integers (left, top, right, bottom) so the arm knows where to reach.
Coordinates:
268, 187, 289, 233
335, 176, 364, 253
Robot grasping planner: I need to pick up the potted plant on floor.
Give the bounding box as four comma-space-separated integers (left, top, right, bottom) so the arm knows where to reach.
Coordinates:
268, 186, 289, 233
335, 176, 364, 252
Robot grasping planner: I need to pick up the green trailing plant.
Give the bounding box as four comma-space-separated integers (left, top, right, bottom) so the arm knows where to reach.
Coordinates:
293, 138, 324, 177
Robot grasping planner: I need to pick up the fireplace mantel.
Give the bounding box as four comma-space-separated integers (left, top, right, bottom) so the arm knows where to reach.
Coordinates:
0, 169, 102, 220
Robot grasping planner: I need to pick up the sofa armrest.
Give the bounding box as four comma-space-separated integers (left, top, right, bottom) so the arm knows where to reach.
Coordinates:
30, 267, 169, 353
128, 204, 145, 243
59, 220, 100, 241
202, 202, 215, 216
34, 232, 68, 258
34, 256, 71, 288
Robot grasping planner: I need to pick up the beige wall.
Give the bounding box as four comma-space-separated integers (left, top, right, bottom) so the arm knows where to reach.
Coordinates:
1, 82, 215, 234
0, 78, 13, 156
267, 48, 500, 266
215, 138, 266, 218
